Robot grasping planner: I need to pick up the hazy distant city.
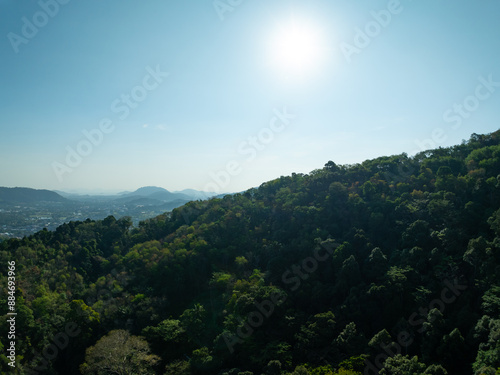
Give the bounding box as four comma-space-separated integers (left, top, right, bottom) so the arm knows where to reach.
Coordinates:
0, 186, 215, 239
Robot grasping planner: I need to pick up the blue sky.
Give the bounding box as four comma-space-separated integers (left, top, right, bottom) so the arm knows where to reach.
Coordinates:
1, 0, 499, 193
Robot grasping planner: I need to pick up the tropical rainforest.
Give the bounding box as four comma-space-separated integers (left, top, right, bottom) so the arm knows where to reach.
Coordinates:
1, 131, 500, 375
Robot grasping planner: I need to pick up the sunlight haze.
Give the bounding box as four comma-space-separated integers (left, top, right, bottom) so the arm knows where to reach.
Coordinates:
1, 0, 499, 193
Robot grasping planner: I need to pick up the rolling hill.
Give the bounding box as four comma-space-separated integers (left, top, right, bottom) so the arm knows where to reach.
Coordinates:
0, 187, 67, 204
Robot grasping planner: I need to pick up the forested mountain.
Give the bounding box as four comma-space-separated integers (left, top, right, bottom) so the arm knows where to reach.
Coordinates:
0, 188, 67, 204
1, 131, 500, 375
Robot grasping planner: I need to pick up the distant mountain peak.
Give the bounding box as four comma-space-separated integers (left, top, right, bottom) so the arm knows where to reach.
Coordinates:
132, 186, 169, 196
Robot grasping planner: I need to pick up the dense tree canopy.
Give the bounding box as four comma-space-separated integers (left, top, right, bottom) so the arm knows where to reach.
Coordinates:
1, 131, 500, 374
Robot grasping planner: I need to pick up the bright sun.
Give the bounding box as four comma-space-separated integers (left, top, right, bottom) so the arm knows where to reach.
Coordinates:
268, 17, 325, 79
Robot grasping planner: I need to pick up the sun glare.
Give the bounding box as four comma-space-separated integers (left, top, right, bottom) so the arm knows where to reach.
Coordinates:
268, 16, 325, 79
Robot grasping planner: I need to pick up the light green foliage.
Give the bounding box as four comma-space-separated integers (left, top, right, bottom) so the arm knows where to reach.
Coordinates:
235, 256, 249, 267
80, 330, 160, 375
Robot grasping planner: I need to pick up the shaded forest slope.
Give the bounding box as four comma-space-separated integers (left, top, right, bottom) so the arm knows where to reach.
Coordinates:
1, 131, 500, 374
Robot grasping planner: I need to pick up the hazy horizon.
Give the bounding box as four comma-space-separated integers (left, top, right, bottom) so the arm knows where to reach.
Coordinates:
0, 185, 229, 196
1, 0, 499, 193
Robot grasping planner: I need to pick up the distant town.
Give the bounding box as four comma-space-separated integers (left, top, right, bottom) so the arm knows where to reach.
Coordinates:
0, 186, 215, 239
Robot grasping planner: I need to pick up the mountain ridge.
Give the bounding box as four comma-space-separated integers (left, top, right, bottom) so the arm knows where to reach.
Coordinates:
2, 130, 500, 374
0, 187, 67, 204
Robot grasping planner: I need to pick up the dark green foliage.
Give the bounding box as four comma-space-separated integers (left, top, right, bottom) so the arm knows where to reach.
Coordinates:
1, 131, 500, 374
379, 354, 426, 374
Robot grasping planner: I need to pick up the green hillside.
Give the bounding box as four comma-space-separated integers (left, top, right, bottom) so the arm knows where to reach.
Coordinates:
1, 131, 500, 375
